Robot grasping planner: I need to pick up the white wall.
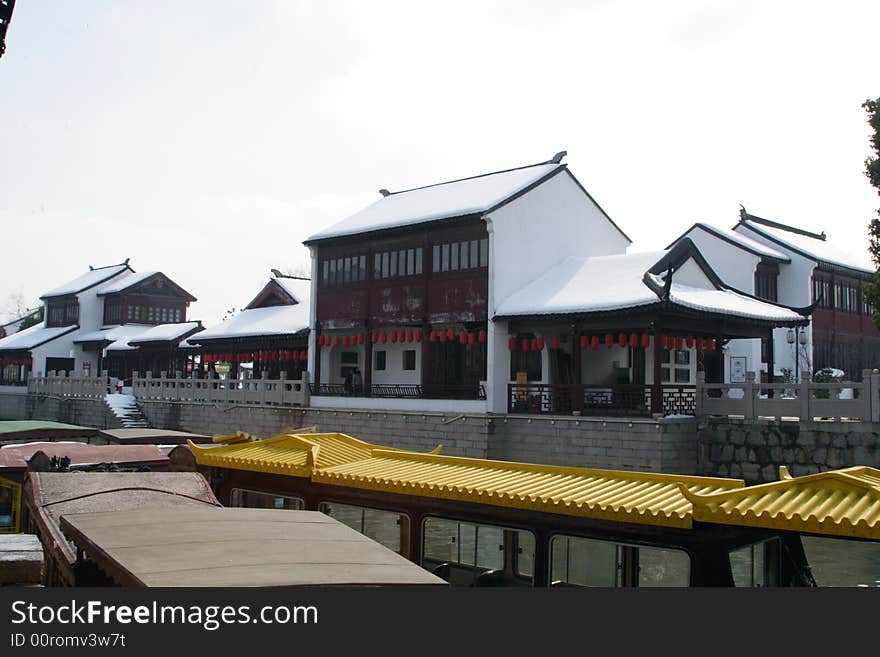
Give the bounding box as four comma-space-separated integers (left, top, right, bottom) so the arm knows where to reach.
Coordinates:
683, 227, 761, 292
735, 224, 816, 378
672, 257, 716, 289
371, 343, 420, 385
485, 171, 629, 410
487, 171, 630, 309
581, 345, 629, 384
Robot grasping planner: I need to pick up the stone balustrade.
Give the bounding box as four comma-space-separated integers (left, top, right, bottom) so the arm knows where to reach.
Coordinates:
696, 370, 880, 422
132, 371, 310, 407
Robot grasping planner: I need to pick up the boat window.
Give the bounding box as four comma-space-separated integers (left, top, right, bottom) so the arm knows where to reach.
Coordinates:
550, 535, 621, 586
422, 517, 534, 587
730, 539, 780, 587
229, 488, 304, 511
801, 535, 880, 587
0, 477, 21, 534
637, 545, 691, 587
550, 535, 691, 587
319, 502, 410, 557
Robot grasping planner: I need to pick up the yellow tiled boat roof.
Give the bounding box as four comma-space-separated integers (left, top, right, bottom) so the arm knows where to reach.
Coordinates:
190, 433, 383, 477
312, 449, 742, 529
684, 466, 880, 540
189, 433, 880, 538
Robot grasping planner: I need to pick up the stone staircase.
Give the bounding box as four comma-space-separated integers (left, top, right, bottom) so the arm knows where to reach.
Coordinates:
103, 393, 151, 428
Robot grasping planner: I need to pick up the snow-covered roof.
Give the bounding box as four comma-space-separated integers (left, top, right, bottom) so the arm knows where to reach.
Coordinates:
689, 223, 790, 261
102, 323, 201, 352
737, 219, 873, 273
305, 162, 563, 242
128, 322, 202, 345
272, 277, 310, 304
40, 263, 130, 299
495, 251, 805, 323
193, 305, 309, 342
95, 271, 159, 296
1, 308, 41, 332
74, 324, 153, 345
0, 323, 77, 352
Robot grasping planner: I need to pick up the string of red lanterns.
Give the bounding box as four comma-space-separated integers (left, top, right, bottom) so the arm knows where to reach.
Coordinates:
0, 357, 33, 367
317, 328, 486, 346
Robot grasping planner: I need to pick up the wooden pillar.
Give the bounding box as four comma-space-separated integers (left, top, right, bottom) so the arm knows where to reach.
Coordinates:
572, 327, 583, 414
364, 326, 373, 395
651, 326, 663, 415
766, 328, 775, 398
314, 338, 322, 389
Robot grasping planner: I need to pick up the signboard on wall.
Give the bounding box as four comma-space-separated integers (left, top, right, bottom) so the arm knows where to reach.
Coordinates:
730, 356, 747, 383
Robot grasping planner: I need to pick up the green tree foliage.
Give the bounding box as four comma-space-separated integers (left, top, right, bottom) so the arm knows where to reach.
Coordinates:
862, 97, 880, 328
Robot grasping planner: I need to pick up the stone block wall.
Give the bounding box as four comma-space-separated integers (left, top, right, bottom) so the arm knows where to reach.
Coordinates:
140, 400, 699, 472
0, 392, 121, 429
698, 418, 880, 483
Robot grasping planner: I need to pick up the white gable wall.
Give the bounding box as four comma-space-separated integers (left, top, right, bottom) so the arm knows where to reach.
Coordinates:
735, 224, 816, 378
485, 172, 629, 412
682, 227, 762, 293
672, 257, 716, 290
486, 171, 629, 309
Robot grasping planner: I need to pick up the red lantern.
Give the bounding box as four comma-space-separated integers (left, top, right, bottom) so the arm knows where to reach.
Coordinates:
478, 330, 486, 343
415, 329, 422, 342
686, 335, 695, 349
551, 336, 560, 350
291, 351, 298, 361
675, 337, 683, 350
439, 331, 447, 343
300, 350, 307, 360
317, 336, 324, 346
695, 337, 704, 351
371, 331, 379, 344
341, 336, 348, 346
332, 336, 340, 346
618, 333, 627, 347
641, 333, 650, 349
660, 336, 668, 349
271, 351, 278, 361
522, 339, 530, 352
707, 338, 716, 351
508, 337, 516, 350
605, 334, 614, 348
531, 337, 539, 351
406, 331, 413, 343
468, 332, 475, 345
398, 330, 406, 343
580, 335, 588, 349
429, 330, 437, 342
358, 334, 365, 345
390, 331, 398, 343
380, 332, 387, 344
447, 327, 455, 341
629, 333, 638, 348
459, 332, 467, 345
591, 336, 599, 349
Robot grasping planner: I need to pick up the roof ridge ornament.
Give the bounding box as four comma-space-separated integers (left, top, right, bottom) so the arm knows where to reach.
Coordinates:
379, 188, 391, 197
550, 150, 567, 164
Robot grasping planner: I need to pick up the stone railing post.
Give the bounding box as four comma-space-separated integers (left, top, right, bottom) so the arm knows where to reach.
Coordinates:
865, 369, 879, 423
695, 371, 705, 417
800, 371, 811, 422
744, 371, 756, 420
259, 371, 268, 405
278, 371, 287, 405
301, 371, 310, 406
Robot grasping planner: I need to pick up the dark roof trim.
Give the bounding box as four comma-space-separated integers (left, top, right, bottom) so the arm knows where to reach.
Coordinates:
40, 261, 134, 300
736, 220, 873, 276
128, 324, 204, 348
0, 325, 79, 352
814, 261, 876, 281
245, 279, 298, 310
666, 223, 789, 263
739, 209, 826, 241
383, 158, 559, 197
648, 238, 727, 289
98, 272, 197, 302
304, 212, 484, 246
188, 330, 309, 346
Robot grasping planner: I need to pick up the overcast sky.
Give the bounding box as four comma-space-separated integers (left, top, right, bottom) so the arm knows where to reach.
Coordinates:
1, 1, 878, 326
